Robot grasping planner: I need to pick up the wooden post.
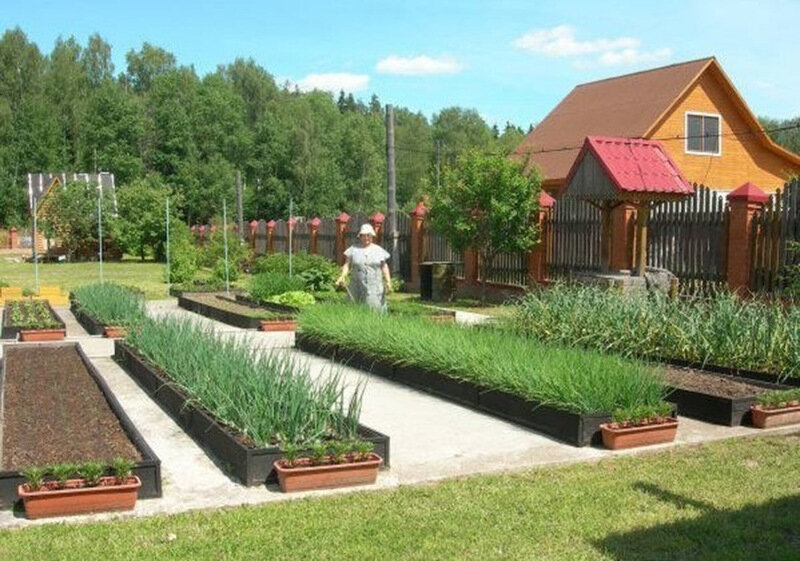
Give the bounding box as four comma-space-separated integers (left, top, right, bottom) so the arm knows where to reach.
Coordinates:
308, 217, 321, 254
334, 212, 350, 265
266, 220, 276, 254
408, 203, 426, 289
600, 203, 613, 272
726, 182, 768, 293
610, 203, 636, 271
528, 191, 555, 285
386, 104, 399, 277
248, 220, 258, 249
636, 203, 649, 277
287, 216, 297, 254
8, 227, 17, 249
236, 170, 244, 242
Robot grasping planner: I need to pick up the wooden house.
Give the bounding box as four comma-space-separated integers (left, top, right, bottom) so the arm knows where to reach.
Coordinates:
513, 57, 800, 194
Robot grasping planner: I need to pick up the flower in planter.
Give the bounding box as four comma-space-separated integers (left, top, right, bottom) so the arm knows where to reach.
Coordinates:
309, 441, 328, 466
328, 441, 350, 465
351, 440, 375, 462
278, 440, 303, 469
20, 467, 47, 492
78, 461, 106, 487
111, 457, 135, 485
50, 462, 78, 489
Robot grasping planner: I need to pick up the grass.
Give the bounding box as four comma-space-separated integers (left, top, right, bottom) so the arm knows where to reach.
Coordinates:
0, 433, 797, 560
125, 315, 362, 446
0, 259, 169, 300
298, 303, 668, 414
508, 283, 800, 379
71, 283, 146, 327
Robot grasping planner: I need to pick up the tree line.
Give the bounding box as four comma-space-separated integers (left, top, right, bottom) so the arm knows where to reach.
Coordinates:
0, 27, 528, 228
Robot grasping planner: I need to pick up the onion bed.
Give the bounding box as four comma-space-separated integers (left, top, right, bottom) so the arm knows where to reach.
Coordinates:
126, 315, 363, 446
298, 303, 668, 414
71, 282, 146, 327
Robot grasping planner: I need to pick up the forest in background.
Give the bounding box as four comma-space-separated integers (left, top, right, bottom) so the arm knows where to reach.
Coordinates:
0, 28, 527, 227
1, 27, 798, 228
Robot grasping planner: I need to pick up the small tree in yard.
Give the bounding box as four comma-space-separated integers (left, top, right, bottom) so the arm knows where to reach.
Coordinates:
115, 175, 176, 261
429, 151, 541, 301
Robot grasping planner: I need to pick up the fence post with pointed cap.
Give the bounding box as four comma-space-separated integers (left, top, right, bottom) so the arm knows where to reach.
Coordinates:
266, 220, 276, 254
408, 203, 426, 290
528, 191, 555, 286
308, 217, 321, 254
370, 212, 385, 245
335, 212, 350, 265
727, 182, 768, 293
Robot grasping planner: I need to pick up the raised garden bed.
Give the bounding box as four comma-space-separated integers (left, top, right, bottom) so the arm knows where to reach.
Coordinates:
0, 343, 161, 507
655, 356, 800, 389
295, 333, 609, 446
70, 300, 106, 335
1, 300, 66, 341
113, 340, 389, 485
179, 293, 296, 331
662, 366, 788, 426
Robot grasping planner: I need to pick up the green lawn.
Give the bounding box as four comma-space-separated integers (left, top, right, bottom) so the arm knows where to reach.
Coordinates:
0, 260, 170, 300
1, 433, 797, 560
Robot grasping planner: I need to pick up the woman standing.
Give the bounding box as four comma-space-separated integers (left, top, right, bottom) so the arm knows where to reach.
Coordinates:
336, 224, 392, 312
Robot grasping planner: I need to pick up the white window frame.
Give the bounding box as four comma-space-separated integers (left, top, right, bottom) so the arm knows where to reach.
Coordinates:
685, 111, 722, 156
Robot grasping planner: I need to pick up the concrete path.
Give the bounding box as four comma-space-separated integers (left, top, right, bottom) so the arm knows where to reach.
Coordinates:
0, 300, 795, 528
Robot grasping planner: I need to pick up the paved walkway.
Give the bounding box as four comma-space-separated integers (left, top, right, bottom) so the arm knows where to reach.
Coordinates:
0, 300, 794, 528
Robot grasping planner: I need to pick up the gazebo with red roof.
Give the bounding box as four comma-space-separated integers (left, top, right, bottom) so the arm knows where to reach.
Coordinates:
562, 136, 694, 276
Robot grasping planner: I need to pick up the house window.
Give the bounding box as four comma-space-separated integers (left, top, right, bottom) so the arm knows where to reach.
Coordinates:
685, 113, 721, 155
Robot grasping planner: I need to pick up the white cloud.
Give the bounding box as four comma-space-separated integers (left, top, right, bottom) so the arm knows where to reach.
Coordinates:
295, 72, 370, 94
376, 55, 463, 75
513, 25, 671, 68
598, 47, 672, 66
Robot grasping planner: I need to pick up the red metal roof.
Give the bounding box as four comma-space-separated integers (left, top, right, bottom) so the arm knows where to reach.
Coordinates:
566, 136, 694, 195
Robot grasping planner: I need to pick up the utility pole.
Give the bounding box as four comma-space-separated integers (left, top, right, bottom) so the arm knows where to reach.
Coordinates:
386, 104, 399, 276
236, 170, 244, 242
435, 139, 442, 189
98, 185, 104, 283
165, 198, 171, 288
223, 199, 230, 296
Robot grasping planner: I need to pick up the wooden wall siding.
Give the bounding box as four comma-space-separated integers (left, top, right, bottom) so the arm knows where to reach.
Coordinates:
651, 68, 800, 191
563, 150, 619, 200
317, 219, 337, 262
647, 185, 729, 293
750, 180, 800, 293
548, 198, 603, 275
394, 213, 412, 280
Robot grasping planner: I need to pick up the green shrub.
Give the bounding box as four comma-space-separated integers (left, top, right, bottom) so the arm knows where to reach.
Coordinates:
267, 290, 315, 308
212, 257, 239, 282
167, 222, 199, 284
250, 272, 306, 302
253, 253, 338, 291
201, 226, 253, 272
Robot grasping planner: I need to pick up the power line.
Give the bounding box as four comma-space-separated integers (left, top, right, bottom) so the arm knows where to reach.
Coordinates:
392, 123, 800, 158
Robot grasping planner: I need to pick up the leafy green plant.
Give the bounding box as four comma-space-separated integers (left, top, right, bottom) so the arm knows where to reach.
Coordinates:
20, 467, 47, 491
267, 291, 315, 308
250, 272, 306, 303
328, 441, 350, 464
611, 403, 674, 426
49, 462, 78, 489
756, 388, 800, 409
279, 440, 303, 468
309, 441, 328, 466
507, 283, 800, 380
125, 315, 363, 446
5, 299, 61, 328
351, 440, 374, 462
72, 282, 145, 327
299, 303, 669, 415
166, 221, 199, 284
212, 257, 239, 282
78, 461, 106, 487
110, 457, 135, 483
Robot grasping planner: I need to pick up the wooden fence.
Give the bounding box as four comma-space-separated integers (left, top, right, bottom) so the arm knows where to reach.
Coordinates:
547, 198, 602, 276
750, 179, 800, 293
647, 185, 729, 293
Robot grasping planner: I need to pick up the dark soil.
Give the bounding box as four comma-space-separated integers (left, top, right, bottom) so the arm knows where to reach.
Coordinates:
663, 366, 774, 398
1, 345, 141, 470
185, 292, 282, 319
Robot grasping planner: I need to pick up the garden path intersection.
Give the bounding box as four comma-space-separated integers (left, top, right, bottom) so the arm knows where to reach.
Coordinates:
0, 300, 794, 528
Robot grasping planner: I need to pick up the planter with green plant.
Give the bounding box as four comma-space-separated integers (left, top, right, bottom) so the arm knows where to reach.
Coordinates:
297, 303, 672, 446
177, 292, 297, 331
18, 458, 141, 519
70, 283, 145, 338
115, 315, 389, 484
750, 388, 800, 428
599, 404, 678, 450
274, 440, 383, 492
2, 299, 66, 341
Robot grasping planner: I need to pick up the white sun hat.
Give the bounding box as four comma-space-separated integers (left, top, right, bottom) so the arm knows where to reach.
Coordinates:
358, 224, 376, 236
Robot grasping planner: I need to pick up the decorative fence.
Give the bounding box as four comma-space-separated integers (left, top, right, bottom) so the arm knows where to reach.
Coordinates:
424, 228, 464, 279
750, 180, 800, 293
647, 185, 729, 293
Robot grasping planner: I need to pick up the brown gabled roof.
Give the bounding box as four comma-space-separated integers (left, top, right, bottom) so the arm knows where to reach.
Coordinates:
513, 58, 715, 184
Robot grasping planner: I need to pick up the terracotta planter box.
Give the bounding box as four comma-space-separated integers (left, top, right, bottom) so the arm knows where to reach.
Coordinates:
19, 476, 141, 519
275, 454, 383, 492
19, 328, 66, 342
259, 319, 296, 332
103, 326, 127, 339
600, 419, 679, 450
750, 404, 800, 428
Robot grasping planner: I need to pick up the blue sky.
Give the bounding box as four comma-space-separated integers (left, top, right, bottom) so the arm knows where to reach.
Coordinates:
4, 0, 799, 127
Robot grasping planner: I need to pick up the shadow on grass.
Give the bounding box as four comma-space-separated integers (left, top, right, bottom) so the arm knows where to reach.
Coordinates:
595, 483, 799, 560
